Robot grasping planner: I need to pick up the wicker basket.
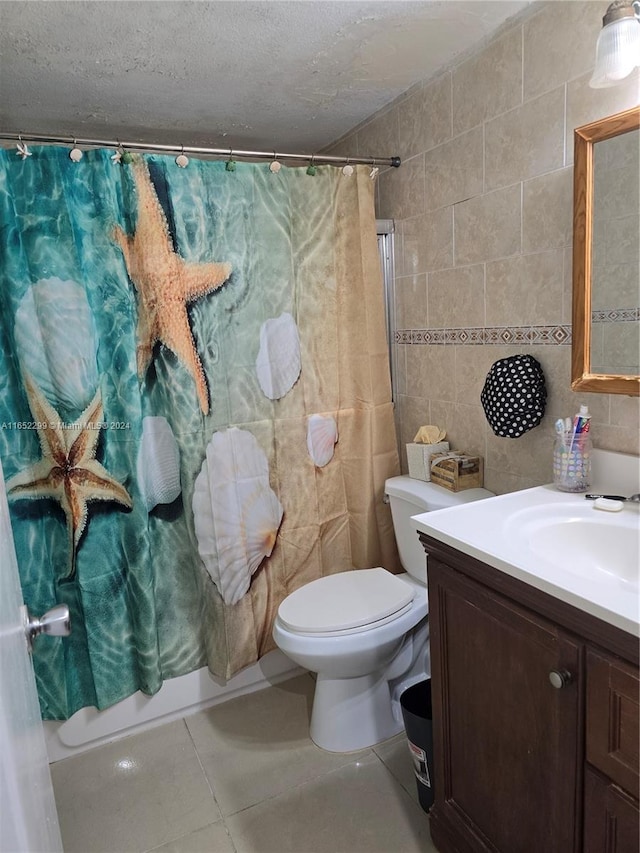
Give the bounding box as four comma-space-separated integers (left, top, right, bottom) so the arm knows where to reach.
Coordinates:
430, 453, 484, 492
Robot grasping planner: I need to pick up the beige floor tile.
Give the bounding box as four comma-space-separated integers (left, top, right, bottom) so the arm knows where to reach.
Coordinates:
185, 674, 371, 816
225, 752, 435, 853
146, 820, 235, 853
51, 720, 220, 853
373, 733, 420, 805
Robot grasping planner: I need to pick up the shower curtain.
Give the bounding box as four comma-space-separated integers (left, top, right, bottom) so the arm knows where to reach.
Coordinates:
0, 147, 400, 720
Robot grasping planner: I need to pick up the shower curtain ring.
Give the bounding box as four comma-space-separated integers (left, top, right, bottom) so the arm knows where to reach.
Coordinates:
306, 155, 317, 177
70, 138, 83, 162
176, 145, 189, 169
226, 149, 236, 172
342, 157, 354, 177
270, 151, 282, 173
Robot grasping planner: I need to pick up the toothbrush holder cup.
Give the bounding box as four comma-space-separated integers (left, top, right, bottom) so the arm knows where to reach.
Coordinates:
553, 434, 592, 493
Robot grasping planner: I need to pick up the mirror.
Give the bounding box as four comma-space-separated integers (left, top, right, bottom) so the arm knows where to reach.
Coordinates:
572, 105, 640, 395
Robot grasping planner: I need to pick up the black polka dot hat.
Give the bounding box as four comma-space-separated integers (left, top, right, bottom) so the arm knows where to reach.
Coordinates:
480, 354, 547, 438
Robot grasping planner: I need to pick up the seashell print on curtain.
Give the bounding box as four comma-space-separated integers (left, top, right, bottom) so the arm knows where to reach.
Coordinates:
0, 148, 400, 719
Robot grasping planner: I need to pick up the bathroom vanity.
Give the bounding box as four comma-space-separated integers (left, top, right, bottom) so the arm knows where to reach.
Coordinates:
413, 482, 639, 853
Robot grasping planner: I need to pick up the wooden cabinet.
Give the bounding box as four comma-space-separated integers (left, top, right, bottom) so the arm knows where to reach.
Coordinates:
421, 536, 639, 853
586, 650, 639, 800
584, 651, 639, 853
584, 767, 639, 853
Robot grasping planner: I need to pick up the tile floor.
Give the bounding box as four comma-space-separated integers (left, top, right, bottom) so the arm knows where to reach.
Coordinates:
51, 674, 436, 853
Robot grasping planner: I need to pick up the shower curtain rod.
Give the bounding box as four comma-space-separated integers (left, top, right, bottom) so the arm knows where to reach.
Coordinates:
0, 132, 401, 168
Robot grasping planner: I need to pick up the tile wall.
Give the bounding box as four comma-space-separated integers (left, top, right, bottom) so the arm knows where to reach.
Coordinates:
326, 1, 640, 494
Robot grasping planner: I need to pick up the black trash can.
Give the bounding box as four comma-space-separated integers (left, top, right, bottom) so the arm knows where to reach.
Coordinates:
400, 679, 434, 812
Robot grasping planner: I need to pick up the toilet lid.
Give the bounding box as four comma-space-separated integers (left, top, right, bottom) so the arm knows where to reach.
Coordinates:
277, 568, 415, 634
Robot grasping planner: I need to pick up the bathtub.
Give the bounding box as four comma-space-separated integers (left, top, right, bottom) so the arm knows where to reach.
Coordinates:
44, 650, 302, 763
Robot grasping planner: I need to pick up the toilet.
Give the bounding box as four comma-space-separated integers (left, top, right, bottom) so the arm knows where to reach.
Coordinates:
272, 475, 494, 752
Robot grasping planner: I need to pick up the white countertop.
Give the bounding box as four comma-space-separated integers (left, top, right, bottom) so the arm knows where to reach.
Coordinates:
412, 484, 640, 638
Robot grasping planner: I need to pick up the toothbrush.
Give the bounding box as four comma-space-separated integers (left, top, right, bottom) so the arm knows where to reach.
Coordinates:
568, 411, 582, 452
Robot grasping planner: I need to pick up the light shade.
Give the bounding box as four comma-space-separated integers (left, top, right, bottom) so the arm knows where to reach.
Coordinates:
590, 6, 640, 88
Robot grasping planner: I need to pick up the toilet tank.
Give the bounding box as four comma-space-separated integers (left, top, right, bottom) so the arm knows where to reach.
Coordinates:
385, 475, 494, 585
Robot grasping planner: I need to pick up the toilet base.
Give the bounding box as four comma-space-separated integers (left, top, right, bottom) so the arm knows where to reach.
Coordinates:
309, 672, 404, 752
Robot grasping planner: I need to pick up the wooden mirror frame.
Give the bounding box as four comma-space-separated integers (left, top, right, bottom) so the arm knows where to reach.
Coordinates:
572, 105, 640, 396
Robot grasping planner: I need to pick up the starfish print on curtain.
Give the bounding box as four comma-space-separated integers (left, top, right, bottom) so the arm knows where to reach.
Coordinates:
112, 156, 232, 415
6, 373, 133, 579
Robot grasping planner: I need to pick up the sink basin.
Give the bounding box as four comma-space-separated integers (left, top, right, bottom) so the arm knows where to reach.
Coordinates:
503, 504, 639, 588
412, 461, 640, 637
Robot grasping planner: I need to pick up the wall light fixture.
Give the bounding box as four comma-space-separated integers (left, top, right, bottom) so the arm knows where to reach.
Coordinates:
590, 0, 640, 88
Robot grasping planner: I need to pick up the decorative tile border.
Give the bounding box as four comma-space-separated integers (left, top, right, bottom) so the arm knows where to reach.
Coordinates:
396, 324, 572, 345
591, 307, 639, 323
395, 310, 639, 346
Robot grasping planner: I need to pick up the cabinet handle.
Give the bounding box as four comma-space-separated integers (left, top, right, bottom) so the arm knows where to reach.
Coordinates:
548, 669, 572, 689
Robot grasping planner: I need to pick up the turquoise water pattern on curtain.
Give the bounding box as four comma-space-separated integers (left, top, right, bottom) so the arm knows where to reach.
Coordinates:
0, 147, 399, 719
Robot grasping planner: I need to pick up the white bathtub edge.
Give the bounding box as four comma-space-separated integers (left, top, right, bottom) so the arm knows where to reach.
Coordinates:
44, 650, 303, 763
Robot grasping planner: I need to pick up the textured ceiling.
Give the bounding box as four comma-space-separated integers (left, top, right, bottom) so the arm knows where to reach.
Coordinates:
0, 1, 530, 154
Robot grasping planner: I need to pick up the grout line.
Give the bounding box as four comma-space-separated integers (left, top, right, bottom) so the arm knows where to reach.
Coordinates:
180, 718, 252, 853
482, 121, 486, 195
450, 204, 455, 268
521, 22, 524, 105
450, 70, 454, 139
370, 742, 419, 803
220, 748, 379, 821
563, 82, 568, 167
422, 150, 427, 219
425, 271, 430, 331
482, 262, 487, 328
142, 819, 238, 853
520, 180, 524, 256
183, 717, 227, 823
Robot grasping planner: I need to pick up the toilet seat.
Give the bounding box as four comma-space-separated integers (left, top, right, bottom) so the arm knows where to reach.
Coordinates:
277, 568, 415, 637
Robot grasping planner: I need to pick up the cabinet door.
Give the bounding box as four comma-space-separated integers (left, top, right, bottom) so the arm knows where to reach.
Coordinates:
587, 649, 639, 800
584, 766, 640, 853
428, 560, 582, 853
